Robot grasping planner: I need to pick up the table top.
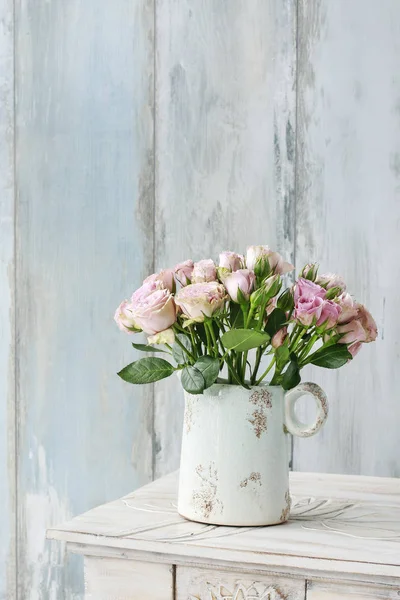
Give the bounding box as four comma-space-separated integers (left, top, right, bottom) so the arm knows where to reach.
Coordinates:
47, 471, 400, 580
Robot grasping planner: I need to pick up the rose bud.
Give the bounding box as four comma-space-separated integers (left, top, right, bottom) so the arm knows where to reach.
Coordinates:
271, 327, 288, 348
348, 341, 362, 358
114, 300, 140, 334
224, 269, 255, 303
143, 269, 175, 292
132, 288, 177, 335
316, 273, 346, 293
191, 259, 217, 283
300, 263, 319, 281
219, 251, 244, 272
174, 260, 194, 286
175, 282, 226, 322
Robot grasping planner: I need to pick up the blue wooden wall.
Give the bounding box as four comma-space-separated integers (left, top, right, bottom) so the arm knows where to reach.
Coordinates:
0, 0, 399, 597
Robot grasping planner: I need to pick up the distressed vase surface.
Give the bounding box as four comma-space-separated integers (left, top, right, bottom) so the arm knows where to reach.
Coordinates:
178, 382, 328, 526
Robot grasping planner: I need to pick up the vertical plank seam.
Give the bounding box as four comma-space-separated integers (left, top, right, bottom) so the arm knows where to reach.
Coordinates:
151, 0, 157, 481
12, 0, 18, 596
290, 0, 300, 473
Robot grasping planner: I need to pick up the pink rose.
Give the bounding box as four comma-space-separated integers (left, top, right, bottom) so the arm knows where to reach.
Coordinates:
348, 342, 362, 358
338, 304, 377, 345
191, 259, 217, 283
219, 251, 244, 272
132, 288, 177, 335
294, 278, 326, 303
316, 300, 342, 330
271, 327, 288, 349
337, 292, 358, 324
175, 282, 226, 321
144, 269, 175, 292
174, 260, 194, 286
294, 295, 325, 326
337, 319, 366, 344
114, 300, 139, 334
317, 273, 346, 292
246, 245, 294, 274
131, 280, 162, 304
224, 269, 255, 303
357, 304, 378, 342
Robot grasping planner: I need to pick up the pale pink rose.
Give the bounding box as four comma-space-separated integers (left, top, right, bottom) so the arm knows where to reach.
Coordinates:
131, 280, 163, 304
132, 289, 177, 335
224, 269, 255, 303
191, 259, 217, 283
294, 278, 326, 303
246, 245, 294, 274
357, 304, 378, 342
348, 342, 362, 358
337, 319, 366, 344
271, 327, 288, 349
147, 327, 175, 345
317, 272, 346, 292
219, 251, 244, 272
174, 259, 194, 286
316, 300, 342, 330
144, 269, 175, 292
294, 295, 324, 326
336, 292, 359, 324
175, 282, 226, 321
114, 300, 139, 334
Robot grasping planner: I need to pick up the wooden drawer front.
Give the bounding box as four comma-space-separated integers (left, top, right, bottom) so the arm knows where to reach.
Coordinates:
307, 581, 400, 600
177, 566, 305, 599
84, 557, 174, 600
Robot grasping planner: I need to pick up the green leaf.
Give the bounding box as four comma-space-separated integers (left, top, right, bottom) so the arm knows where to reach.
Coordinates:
132, 342, 167, 353
172, 334, 192, 364
275, 345, 290, 371
221, 328, 270, 352
194, 356, 220, 388
265, 308, 287, 337
277, 288, 294, 312
181, 366, 206, 394
118, 357, 174, 384
281, 360, 301, 390
308, 343, 352, 368
229, 302, 244, 328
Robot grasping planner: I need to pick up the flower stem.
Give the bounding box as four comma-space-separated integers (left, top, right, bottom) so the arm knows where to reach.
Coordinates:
256, 356, 276, 385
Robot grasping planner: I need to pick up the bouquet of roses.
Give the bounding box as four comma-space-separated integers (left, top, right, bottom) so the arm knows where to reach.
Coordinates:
115, 246, 377, 393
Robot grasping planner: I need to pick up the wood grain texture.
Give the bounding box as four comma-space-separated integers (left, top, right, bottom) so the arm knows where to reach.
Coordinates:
15, 0, 154, 597
0, 0, 16, 598
293, 0, 400, 476
153, 0, 297, 477
47, 471, 400, 582
177, 565, 305, 600
84, 558, 173, 600
307, 580, 400, 600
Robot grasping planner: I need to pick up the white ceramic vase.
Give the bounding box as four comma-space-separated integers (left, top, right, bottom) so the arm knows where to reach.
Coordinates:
178, 382, 328, 526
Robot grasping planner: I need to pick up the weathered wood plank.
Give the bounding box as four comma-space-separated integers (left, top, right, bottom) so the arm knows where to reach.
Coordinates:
294, 0, 400, 476
84, 558, 173, 600
154, 0, 297, 477
0, 0, 16, 598
15, 0, 154, 597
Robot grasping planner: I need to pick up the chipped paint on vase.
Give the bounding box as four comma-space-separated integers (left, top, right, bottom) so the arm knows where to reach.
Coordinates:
178, 382, 328, 526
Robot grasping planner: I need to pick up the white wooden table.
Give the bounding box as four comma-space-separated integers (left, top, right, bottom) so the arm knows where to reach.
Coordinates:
47, 471, 400, 599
